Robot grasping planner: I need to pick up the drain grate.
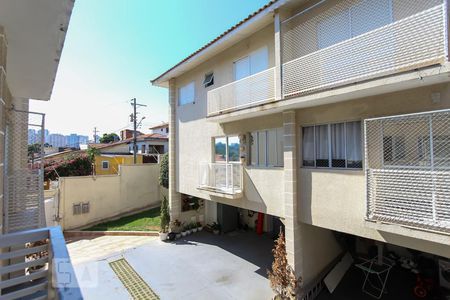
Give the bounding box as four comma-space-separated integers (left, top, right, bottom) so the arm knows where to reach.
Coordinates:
109, 258, 159, 300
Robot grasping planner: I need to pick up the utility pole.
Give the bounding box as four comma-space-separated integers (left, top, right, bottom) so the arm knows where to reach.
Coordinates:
130, 98, 147, 164
93, 127, 98, 143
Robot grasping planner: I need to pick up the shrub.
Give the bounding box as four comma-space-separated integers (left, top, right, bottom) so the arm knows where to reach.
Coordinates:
44, 154, 92, 181
160, 196, 170, 233
159, 153, 169, 189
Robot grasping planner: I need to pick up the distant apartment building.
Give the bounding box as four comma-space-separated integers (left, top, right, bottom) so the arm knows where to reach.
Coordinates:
152, 0, 450, 296
48, 133, 67, 148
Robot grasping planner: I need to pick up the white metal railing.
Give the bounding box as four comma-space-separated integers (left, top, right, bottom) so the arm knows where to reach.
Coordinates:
207, 67, 275, 116
198, 162, 243, 195
0, 226, 82, 299
281, 0, 447, 97
365, 109, 450, 233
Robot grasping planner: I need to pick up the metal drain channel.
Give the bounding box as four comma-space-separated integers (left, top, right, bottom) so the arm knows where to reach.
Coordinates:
109, 258, 159, 300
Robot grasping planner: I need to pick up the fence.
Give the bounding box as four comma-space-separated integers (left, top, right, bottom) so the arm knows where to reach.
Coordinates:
365, 109, 450, 233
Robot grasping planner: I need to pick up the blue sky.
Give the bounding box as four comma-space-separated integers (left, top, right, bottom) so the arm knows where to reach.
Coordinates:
29, 0, 269, 138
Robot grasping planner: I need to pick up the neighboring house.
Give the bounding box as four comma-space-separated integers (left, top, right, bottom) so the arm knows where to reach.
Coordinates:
120, 128, 143, 140
132, 133, 168, 156
152, 0, 450, 295
0, 1, 80, 298
94, 153, 144, 175
149, 122, 169, 136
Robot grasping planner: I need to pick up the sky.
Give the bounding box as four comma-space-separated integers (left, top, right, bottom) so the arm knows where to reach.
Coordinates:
29, 0, 269, 139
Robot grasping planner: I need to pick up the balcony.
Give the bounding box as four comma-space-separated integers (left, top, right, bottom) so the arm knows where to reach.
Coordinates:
0, 226, 82, 299
198, 162, 243, 197
365, 109, 450, 233
207, 67, 275, 116
281, 0, 447, 98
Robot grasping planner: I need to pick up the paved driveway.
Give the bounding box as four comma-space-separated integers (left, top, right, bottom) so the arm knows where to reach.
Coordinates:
69, 231, 275, 300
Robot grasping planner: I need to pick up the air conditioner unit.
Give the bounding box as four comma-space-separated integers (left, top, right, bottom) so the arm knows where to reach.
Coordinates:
439, 259, 450, 290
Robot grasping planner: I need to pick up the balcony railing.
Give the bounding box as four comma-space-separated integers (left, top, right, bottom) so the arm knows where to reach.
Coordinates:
0, 226, 82, 299
207, 67, 275, 116
281, 0, 447, 98
198, 162, 243, 195
365, 109, 450, 233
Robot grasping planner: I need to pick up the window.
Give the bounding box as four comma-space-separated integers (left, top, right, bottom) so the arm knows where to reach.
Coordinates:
233, 47, 269, 80
250, 128, 283, 167
302, 121, 362, 169
141, 145, 146, 154
214, 136, 240, 163
203, 72, 214, 88
101, 161, 109, 170
179, 81, 195, 105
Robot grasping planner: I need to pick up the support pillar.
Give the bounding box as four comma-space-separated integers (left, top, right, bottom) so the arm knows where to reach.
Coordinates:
282, 110, 302, 276
168, 79, 181, 221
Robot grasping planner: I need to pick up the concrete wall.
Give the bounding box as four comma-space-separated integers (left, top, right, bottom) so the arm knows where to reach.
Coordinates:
297, 83, 450, 258
59, 164, 162, 230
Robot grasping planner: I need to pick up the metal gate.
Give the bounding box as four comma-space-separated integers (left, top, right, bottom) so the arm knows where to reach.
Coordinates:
4, 108, 46, 233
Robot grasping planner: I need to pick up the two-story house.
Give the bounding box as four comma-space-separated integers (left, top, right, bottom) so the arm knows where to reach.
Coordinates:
152, 0, 450, 296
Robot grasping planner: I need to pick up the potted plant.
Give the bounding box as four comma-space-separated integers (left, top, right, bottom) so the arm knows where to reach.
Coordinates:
159, 196, 170, 241
170, 219, 182, 240
192, 221, 198, 233
181, 223, 188, 237
211, 222, 221, 235
186, 223, 193, 235
197, 222, 203, 231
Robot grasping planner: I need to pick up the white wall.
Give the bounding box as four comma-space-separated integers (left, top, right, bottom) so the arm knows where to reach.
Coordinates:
59, 164, 162, 230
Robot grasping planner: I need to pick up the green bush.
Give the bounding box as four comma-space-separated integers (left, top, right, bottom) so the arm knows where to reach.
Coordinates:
159, 153, 169, 189
160, 196, 170, 233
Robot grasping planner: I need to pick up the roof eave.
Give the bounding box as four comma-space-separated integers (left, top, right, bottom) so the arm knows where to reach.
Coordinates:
151, 0, 289, 88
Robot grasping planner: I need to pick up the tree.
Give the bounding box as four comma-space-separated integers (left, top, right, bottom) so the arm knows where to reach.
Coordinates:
268, 230, 302, 299
99, 133, 119, 143
159, 153, 169, 189
160, 196, 170, 233
28, 143, 41, 166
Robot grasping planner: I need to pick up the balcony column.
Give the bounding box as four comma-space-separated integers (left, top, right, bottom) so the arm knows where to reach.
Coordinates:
168, 79, 181, 221
282, 110, 302, 277
274, 10, 283, 100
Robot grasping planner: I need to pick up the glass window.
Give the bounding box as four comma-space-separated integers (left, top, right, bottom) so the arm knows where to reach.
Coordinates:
331, 123, 346, 168
302, 121, 362, 169
346, 121, 362, 168
315, 125, 329, 167
102, 161, 109, 169
233, 47, 269, 80
203, 72, 214, 88
302, 127, 315, 167
227, 136, 240, 162
214, 137, 227, 162
249, 128, 284, 167
258, 131, 266, 166
179, 81, 195, 105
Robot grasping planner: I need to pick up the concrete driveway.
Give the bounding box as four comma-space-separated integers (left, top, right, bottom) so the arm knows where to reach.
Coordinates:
69, 231, 275, 300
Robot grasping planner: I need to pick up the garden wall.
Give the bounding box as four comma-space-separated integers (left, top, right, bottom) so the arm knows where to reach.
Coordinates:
58, 164, 162, 230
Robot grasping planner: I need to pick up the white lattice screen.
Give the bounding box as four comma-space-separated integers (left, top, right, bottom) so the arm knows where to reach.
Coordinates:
4, 109, 46, 233
365, 110, 450, 233
281, 0, 447, 97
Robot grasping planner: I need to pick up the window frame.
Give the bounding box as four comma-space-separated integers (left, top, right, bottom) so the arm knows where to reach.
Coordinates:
178, 81, 195, 106
213, 135, 241, 164
249, 127, 284, 168
101, 160, 110, 170
301, 120, 363, 170
203, 72, 214, 88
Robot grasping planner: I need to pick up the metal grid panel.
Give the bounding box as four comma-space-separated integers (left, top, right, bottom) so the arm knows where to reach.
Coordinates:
207, 67, 275, 115
281, 0, 446, 97
198, 162, 243, 194
4, 110, 46, 233
0, 31, 6, 72
365, 110, 450, 232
